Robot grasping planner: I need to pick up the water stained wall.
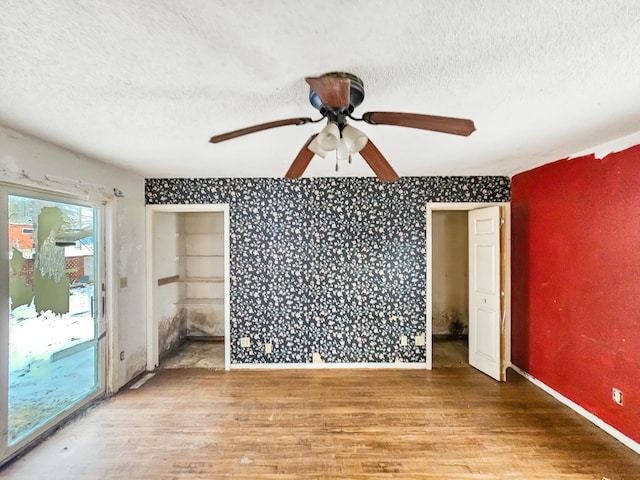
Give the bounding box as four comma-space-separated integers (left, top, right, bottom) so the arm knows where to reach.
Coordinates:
158, 310, 187, 358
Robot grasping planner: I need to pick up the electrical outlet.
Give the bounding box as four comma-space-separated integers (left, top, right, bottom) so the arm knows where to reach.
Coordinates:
119, 277, 128, 288
612, 388, 623, 406
414, 335, 425, 346
264, 343, 272, 354
240, 337, 250, 348
312, 352, 323, 363
400, 335, 408, 346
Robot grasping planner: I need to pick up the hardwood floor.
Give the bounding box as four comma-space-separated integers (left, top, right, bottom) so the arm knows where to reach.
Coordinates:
1, 367, 638, 479
432, 338, 468, 368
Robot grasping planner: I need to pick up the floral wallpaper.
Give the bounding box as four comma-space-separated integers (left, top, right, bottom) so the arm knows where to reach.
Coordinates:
145, 176, 510, 364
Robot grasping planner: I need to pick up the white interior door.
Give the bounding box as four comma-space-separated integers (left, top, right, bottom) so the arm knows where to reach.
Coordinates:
468, 206, 503, 381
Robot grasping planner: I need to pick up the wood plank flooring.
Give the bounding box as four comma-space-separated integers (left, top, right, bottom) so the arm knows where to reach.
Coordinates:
1, 367, 639, 479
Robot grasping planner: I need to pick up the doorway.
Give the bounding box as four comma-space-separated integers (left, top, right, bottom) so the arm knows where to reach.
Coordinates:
1, 188, 105, 462
431, 210, 469, 368
145, 204, 230, 371
426, 202, 511, 379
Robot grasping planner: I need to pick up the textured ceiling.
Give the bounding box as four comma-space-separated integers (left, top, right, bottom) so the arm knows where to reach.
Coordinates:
2, 0, 640, 179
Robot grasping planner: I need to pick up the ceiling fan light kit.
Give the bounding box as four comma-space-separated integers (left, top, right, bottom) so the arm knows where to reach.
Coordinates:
316, 121, 341, 150
308, 136, 330, 159
313, 122, 369, 170
209, 72, 476, 182
341, 124, 368, 153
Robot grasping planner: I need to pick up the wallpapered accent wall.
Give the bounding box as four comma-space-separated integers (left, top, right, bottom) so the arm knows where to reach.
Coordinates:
145, 176, 510, 364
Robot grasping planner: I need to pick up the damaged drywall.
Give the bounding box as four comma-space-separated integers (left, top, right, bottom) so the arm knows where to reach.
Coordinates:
158, 310, 187, 358
186, 309, 224, 337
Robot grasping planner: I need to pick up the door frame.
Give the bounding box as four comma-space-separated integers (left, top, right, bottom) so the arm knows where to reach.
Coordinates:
425, 202, 511, 372
0, 184, 108, 462
145, 204, 230, 371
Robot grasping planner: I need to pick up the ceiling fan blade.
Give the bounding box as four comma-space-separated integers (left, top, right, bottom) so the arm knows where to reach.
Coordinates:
305, 76, 351, 108
362, 112, 476, 136
285, 135, 317, 179
209, 117, 311, 143
359, 138, 400, 183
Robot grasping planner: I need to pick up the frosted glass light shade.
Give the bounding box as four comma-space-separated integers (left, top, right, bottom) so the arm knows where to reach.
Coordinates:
336, 137, 350, 161
341, 124, 368, 153
308, 137, 329, 158
316, 122, 340, 150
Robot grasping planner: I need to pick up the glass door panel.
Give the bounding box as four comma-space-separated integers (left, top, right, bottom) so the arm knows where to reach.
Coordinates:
7, 194, 99, 444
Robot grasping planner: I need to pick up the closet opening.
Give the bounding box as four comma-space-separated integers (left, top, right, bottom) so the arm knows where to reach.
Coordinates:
145, 205, 230, 371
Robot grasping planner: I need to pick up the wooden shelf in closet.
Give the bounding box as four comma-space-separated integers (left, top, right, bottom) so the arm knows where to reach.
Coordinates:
180, 277, 224, 283
179, 233, 225, 239
174, 298, 224, 308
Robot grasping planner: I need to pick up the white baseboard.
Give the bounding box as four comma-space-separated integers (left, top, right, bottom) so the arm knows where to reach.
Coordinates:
511, 365, 640, 454
230, 361, 427, 370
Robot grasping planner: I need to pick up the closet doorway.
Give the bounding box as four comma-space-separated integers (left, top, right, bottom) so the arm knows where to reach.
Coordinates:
145, 205, 230, 371
426, 202, 511, 380
431, 209, 469, 368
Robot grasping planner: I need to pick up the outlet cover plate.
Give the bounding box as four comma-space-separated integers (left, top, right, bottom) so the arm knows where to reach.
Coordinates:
612, 388, 623, 406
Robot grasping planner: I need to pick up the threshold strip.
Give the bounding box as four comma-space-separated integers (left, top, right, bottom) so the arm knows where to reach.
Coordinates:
129, 372, 156, 390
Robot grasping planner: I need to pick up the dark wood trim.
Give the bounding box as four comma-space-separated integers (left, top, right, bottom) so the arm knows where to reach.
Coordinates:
157, 274, 179, 286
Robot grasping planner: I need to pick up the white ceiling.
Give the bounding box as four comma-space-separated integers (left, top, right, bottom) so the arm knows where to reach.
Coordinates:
2, 1, 640, 180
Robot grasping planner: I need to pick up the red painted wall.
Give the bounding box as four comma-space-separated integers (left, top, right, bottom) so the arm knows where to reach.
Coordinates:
511, 144, 640, 443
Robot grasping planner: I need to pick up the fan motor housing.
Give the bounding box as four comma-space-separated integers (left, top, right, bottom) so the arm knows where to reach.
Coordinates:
308, 72, 365, 114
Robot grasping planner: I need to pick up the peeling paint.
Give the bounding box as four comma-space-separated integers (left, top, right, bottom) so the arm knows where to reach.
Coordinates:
124, 347, 147, 384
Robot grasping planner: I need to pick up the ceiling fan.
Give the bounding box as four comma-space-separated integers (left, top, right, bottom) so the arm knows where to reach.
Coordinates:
209, 72, 475, 182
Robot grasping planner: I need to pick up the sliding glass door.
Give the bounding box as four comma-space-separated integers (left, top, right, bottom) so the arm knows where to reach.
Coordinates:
1, 188, 104, 459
